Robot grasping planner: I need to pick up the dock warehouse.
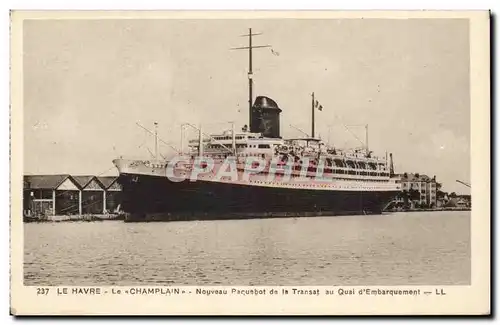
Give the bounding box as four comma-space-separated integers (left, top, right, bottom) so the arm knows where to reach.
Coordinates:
23, 174, 123, 217
23, 174, 80, 216
73, 176, 107, 215
97, 176, 122, 213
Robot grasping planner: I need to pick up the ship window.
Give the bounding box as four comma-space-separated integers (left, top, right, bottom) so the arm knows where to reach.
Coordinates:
346, 160, 356, 169
258, 144, 270, 149
334, 159, 344, 167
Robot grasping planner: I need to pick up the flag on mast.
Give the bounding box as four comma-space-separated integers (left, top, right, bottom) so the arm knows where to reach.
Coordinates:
315, 99, 323, 111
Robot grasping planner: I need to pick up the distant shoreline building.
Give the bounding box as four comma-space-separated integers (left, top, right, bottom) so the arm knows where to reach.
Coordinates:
397, 173, 438, 208
444, 194, 471, 209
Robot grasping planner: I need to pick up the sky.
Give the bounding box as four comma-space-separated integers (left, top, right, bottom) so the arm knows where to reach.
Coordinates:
23, 18, 470, 194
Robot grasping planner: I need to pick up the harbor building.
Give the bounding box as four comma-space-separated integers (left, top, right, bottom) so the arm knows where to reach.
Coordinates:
23, 174, 122, 218
444, 194, 471, 209
97, 176, 122, 213
73, 176, 106, 215
399, 173, 438, 208
23, 174, 80, 217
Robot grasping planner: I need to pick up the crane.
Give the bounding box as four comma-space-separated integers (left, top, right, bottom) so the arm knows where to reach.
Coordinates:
456, 180, 471, 188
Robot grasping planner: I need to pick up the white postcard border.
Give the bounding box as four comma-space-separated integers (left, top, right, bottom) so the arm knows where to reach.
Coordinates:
9, 10, 490, 316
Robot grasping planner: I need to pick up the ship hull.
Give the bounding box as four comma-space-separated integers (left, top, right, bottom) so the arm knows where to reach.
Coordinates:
117, 173, 399, 222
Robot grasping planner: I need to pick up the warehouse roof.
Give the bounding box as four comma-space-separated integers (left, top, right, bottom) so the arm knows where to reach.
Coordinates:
72, 175, 96, 188
24, 174, 72, 189
97, 176, 118, 189
24, 174, 120, 190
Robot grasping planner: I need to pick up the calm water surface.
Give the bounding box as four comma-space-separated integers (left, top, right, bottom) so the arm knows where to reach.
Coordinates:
24, 211, 470, 286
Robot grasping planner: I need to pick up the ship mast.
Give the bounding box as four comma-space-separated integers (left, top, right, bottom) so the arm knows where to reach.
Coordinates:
365, 124, 369, 155
231, 122, 236, 156
154, 122, 159, 160
198, 125, 203, 157
180, 124, 184, 156
231, 28, 271, 126
311, 92, 315, 138
389, 153, 394, 176
135, 122, 181, 155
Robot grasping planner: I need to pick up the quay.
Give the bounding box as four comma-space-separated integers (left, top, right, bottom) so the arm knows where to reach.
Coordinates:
385, 207, 471, 213
24, 213, 125, 223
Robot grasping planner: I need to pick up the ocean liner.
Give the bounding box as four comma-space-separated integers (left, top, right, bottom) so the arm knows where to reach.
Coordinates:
113, 29, 402, 222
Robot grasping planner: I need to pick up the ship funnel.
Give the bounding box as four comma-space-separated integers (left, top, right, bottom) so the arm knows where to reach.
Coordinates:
250, 96, 282, 138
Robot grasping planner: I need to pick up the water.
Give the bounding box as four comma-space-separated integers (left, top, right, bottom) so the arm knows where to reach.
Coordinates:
24, 211, 470, 286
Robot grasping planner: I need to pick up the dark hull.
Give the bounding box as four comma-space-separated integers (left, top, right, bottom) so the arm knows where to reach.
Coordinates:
117, 173, 399, 222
